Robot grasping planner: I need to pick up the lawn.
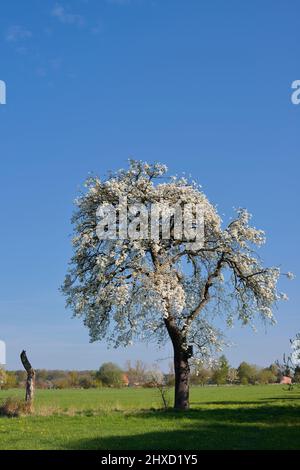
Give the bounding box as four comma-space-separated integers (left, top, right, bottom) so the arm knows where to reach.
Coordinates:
0, 385, 299, 450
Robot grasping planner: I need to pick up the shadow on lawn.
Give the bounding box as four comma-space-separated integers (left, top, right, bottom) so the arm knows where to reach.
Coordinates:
67, 405, 300, 450
191, 397, 300, 406
191, 401, 261, 406
260, 396, 300, 402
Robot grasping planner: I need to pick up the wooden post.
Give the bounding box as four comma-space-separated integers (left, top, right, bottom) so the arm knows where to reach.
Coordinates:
20, 350, 35, 412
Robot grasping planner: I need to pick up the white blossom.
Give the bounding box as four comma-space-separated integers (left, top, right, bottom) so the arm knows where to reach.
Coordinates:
62, 160, 290, 360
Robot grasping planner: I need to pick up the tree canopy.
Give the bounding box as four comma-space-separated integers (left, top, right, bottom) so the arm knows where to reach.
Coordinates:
63, 160, 288, 358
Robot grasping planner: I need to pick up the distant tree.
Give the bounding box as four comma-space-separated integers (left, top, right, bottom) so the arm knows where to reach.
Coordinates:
212, 355, 230, 385
53, 378, 70, 389
149, 373, 171, 409
35, 379, 50, 390
144, 367, 164, 387
78, 376, 96, 389
0, 367, 6, 389
2, 371, 17, 390
190, 366, 211, 386
68, 371, 79, 387
96, 362, 124, 387
36, 369, 48, 381
14, 370, 26, 385
43, 370, 67, 381
62, 160, 290, 409
227, 367, 239, 384
125, 360, 147, 385
256, 368, 277, 384
268, 363, 280, 381
237, 362, 258, 385
164, 362, 175, 386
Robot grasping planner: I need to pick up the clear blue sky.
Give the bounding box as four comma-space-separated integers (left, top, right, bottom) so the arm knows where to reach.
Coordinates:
0, 0, 299, 370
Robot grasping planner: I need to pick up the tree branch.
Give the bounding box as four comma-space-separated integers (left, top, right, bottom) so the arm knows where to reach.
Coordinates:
184, 253, 225, 328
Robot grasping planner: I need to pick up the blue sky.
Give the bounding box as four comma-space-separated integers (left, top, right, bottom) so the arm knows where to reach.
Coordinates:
0, 0, 299, 370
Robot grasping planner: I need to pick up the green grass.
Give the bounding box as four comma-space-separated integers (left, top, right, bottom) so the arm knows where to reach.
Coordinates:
0, 385, 299, 450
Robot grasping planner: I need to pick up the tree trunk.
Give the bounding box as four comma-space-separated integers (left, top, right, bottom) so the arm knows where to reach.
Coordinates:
20, 350, 35, 412
173, 345, 190, 410
164, 318, 191, 410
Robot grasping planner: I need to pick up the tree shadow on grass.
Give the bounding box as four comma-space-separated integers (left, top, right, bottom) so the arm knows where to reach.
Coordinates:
66, 423, 300, 451
191, 397, 300, 406
66, 406, 300, 450
260, 396, 300, 402
190, 401, 262, 406
160, 405, 300, 424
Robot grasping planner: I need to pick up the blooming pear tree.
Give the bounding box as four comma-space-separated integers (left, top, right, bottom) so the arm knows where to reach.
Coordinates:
62, 160, 289, 410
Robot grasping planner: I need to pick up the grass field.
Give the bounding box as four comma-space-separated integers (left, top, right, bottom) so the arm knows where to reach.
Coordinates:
0, 385, 299, 450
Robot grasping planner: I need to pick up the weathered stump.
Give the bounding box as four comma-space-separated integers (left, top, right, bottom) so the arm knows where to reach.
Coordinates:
20, 350, 35, 412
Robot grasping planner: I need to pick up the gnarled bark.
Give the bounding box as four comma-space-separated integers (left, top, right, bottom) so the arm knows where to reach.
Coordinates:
173, 347, 190, 410
165, 318, 190, 410
20, 350, 35, 412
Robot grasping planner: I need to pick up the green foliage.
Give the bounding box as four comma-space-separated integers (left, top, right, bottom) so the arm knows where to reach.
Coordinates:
1, 372, 17, 390
96, 362, 124, 387
53, 379, 70, 390
237, 362, 258, 385
256, 369, 277, 385
164, 374, 175, 386
268, 363, 280, 378
190, 367, 211, 386
212, 355, 230, 385
78, 376, 97, 389
68, 371, 79, 387
0, 368, 6, 389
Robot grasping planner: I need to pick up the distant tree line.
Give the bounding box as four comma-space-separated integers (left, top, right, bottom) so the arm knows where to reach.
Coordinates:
0, 356, 299, 390
190, 356, 293, 386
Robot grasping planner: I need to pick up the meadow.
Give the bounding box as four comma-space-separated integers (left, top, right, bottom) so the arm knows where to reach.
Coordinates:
0, 385, 299, 450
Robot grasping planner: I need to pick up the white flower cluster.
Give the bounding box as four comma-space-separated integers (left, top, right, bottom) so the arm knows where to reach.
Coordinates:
145, 268, 186, 319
